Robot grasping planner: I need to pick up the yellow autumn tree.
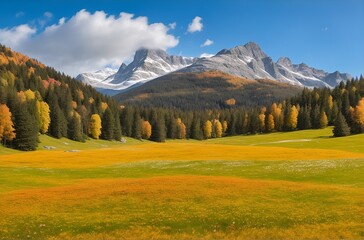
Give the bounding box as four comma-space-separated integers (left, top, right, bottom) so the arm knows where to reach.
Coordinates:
286, 105, 298, 130
100, 102, 108, 113
0, 104, 16, 144
271, 103, 283, 130
24, 89, 35, 101
141, 120, 152, 139
353, 98, 364, 131
222, 120, 228, 133
36, 101, 51, 134
214, 120, 223, 138
319, 111, 328, 129
203, 120, 213, 139
89, 114, 102, 139
258, 113, 265, 132
176, 118, 186, 139
327, 95, 333, 110
266, 114, 275, 132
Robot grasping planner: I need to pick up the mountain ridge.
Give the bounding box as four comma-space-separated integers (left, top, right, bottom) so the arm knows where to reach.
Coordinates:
76, 49, 196, 94
77, 42, 351, 95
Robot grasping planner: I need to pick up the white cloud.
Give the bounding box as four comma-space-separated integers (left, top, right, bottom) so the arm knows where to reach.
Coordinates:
15, 11, 24, 18
0, 10, 179, 76
188, 16, 203, 33
200, 53, 214, 58
44, 12, 53, 19
168, 22, 176, 30
0, 24, 36, 48
201, 39, 213, 47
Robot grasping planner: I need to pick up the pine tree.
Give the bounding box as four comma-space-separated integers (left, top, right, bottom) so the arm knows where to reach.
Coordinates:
333, 112, 351, 137
131, 110, 142, 139
13, 103, 38, 151
297, 106, 311, 130
249, 111, 260, 134
121, 107, 134, 137
68, 112, 83, 142
311, 105, 321, 129
191, 117, 203, 140
49, 100, 67, 138
150, 113, 166, 142
101, 108, 115, 140
113, 111, 122, 141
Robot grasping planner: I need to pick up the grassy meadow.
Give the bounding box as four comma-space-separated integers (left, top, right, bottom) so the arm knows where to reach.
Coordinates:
0, 127, 363, 239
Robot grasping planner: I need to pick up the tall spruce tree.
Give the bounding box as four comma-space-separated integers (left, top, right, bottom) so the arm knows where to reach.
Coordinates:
113, 111, 122, 141
13, 103, 38, 151
333, 112, 351, 137
68, 113, 83, 142
131, 110, 142, 139
150, 113, 166, 142
101, 108, 115, 140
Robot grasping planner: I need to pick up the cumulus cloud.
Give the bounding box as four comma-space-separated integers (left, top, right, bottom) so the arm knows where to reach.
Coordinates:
0, 24, 36, 48
201, 39, 213, 47
200, 53, 214, 58
188, 16, 203, 33
168, 22, 176, 30
0, 10, 179, 76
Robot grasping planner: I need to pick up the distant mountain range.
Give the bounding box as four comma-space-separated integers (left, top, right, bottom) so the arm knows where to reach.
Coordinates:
77, 49, 196, 95
77, 42, 351, 95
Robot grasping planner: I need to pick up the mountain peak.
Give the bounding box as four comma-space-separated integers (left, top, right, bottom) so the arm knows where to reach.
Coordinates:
134, 48, 167, 62
244, 41, 261, 49
277, 57, 292, 67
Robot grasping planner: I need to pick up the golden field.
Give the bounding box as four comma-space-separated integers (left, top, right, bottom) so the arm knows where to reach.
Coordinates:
0, 128, 363, 239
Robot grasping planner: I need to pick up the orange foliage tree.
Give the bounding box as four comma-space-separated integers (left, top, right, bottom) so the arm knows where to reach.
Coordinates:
141, 120, 152, 139
0, 104, 16, 144
176, 118, 186, 139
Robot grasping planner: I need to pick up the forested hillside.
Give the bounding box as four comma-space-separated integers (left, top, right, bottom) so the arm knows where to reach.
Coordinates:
115, 71, 302, 110
0, 45, 362, 151
118, 76, 364, 141
0, 45, 122, 150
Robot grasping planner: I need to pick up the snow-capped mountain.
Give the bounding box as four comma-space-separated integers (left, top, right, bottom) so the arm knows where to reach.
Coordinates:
76, 67, 118, 86
76, 49, 196, 94
180, 42, 351, 88
77, 42, 351, 95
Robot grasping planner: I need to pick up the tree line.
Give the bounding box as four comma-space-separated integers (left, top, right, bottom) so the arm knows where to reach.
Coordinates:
1, 44, 363, 151
119, 76, 364, 140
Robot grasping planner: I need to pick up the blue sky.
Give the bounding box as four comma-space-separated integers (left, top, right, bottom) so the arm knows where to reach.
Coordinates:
0, 0, 363, 77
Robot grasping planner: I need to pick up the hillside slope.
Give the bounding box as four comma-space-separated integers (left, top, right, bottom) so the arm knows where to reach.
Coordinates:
0, 44, 122, 151
115, 71, 302, 109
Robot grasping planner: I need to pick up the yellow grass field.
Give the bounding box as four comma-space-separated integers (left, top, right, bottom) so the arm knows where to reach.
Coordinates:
0, 128, 363, 239
2, 142, 364, 169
